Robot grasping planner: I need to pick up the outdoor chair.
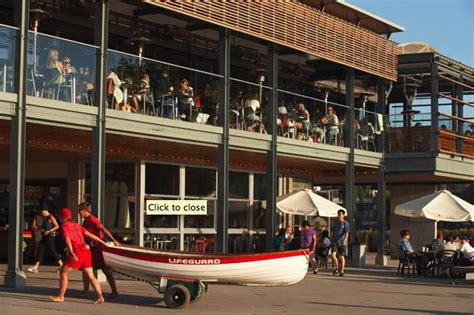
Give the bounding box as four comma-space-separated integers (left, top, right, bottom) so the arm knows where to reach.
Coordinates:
434, 250, 458, 277
397, 245, 416, 277
317, 247, 331, 270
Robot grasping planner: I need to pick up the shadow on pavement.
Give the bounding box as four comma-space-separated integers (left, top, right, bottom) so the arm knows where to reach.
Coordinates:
306, 301, 472, 315
0, 285, 167, 309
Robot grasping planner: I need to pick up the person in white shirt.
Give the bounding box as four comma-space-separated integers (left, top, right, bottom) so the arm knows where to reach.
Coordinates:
459, 236, 474, 266
442, 236, 460, 251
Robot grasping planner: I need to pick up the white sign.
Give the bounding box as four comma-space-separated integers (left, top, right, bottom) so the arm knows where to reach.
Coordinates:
146, 200, 207, 215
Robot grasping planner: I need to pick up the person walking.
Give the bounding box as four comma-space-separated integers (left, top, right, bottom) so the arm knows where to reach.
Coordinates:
300, 220, 317, 274
27, 204, 63, 273
331, 209, 350, 277
78, 202, 120, 298
50, 208, 105, 304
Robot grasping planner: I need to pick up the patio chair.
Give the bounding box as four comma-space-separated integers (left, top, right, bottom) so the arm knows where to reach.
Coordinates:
397, 245, 416, 277
435, 250, 458, 277
317, 247, 331, 270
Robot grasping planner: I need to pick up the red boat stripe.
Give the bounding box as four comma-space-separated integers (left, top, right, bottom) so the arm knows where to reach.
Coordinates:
103, 247, 308, 265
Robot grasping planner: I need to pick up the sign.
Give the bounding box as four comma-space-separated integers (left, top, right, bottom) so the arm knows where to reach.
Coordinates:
146, 200, 207, 215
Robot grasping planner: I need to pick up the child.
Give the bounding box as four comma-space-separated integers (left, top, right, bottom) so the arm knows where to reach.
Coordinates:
50, 208, 105, 304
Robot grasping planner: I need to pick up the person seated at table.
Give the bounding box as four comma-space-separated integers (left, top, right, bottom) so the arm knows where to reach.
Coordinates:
399, 229, 427, 275
442, 236, 460, 251
430, 231, 444, 251
61, 57, 78, 102
244, 93, 266, 133
294, 103, 310, 140
459, 235, 474, 266
177, 79, 194, 121
324, 106, 339, 145
315, 229, 331, 271
200, 83, 220, 126
130, 73, 151, 114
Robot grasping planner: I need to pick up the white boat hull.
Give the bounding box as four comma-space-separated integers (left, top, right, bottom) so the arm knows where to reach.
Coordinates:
103, 245, 309, 286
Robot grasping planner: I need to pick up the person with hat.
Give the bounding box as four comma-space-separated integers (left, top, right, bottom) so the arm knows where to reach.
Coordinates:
50, 208, 105, 304
78, 202, 120, 298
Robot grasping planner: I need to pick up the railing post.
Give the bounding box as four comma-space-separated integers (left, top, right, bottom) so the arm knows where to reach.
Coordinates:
265, 43, 278, 251
4, 0, 29, 287
345, 67, 355, 247
430, 60, 439, 154
216, 28, 230, 253
91, 0, 109, 222
455, 79, 464, 154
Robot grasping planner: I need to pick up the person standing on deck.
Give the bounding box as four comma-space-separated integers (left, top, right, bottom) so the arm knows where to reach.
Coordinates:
78, 202, 120, 298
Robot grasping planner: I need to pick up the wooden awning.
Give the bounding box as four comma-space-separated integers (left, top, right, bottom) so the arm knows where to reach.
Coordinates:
143, 0, 399, 81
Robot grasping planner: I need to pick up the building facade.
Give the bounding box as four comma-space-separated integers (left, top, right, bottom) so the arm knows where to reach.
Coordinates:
0, 0, 472, 286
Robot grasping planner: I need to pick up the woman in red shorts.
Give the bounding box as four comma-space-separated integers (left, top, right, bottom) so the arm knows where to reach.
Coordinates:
50, 208, 105, 304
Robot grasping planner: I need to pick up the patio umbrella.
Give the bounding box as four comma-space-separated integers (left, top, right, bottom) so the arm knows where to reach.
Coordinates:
394, 190, 474, 222
276, 189, 346, 217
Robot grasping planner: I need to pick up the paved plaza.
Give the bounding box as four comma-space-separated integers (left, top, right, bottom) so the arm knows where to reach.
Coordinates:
0, 264, 472, 315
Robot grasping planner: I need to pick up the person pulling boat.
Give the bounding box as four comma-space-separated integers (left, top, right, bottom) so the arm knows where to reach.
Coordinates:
78, 202, 120, 298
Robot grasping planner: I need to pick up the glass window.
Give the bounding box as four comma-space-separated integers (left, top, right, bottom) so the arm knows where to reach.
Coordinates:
229, 172, 249, 199
184, 234, 215, 253
146, 164, 179, 195
103, 163, 135, 229
143, 234, 179, 250
254, 174, 267, 200
144, 197, 179, 228
228, 233, 250, 253
184, 200, 215, 229
185, 167, 216, 197
252, 201, 266, 229
228, 201, 249, 229
0, 25, 16, 93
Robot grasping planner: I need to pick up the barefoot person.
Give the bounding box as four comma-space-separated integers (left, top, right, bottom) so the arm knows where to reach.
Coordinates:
50, 208, 105, 304
78, 202, 120, 298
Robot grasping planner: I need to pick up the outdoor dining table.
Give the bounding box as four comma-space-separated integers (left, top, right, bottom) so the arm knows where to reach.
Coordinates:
418, 250, 437, 276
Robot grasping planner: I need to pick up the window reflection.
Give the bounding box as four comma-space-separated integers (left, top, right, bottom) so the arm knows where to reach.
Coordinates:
144, 233, 178, 250
184, 234, 215, 253
184, 200, 215, 229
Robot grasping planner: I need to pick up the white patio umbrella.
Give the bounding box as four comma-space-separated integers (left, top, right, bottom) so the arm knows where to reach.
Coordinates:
394, 190, 474, 222
276, 189, 346, 217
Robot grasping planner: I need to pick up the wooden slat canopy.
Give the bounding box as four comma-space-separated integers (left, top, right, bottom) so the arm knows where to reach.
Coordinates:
143, 0, 399, 81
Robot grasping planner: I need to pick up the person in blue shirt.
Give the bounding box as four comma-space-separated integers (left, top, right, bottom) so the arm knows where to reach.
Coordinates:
331, 209, 350, 277
399, 229, 415, 255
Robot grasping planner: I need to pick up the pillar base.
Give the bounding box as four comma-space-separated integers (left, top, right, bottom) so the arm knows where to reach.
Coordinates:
375, 254, 388, 266
3, 270, 27, 287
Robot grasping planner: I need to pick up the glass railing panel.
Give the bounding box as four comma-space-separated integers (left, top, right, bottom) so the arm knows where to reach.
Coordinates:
107, 50, 222, 125
354, 108, 384, 152
277, 89, 349, 147
0, 24, 17, 93
26, 31, 98, 105
229, 78, 272, 134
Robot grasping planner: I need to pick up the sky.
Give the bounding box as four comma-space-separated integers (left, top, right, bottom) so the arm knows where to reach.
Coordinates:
349, 0, 474, 67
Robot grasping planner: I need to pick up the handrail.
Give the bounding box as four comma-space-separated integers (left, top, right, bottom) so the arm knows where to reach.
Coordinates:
277, 88, 350, 110
439, 130, 474, 141
438, 74, 474, 91
30, 29, 99, 50
230, 77, 272, 89
437, 93, 474, 108
108, 48, 223, 79
0, 23, 19, 31
438, 112, 474, 125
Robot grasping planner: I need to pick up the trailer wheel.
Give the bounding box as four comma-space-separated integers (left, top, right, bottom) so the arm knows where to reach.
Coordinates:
164, 284, 191, 309
190, 291, 202, 304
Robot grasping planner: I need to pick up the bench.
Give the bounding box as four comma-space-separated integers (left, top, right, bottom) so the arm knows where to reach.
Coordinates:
451, 266, 474, 285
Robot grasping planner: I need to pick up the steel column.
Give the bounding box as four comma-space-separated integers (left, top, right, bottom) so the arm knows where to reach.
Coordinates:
344, 67, 355, 247
455, 80, 464, 154
216, 29, 230, 253
430, 60, 439, 153
5, 0, 29, 287
91, 0, 109, 222
375, 78, 387, 265
265, 43, 278, 251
